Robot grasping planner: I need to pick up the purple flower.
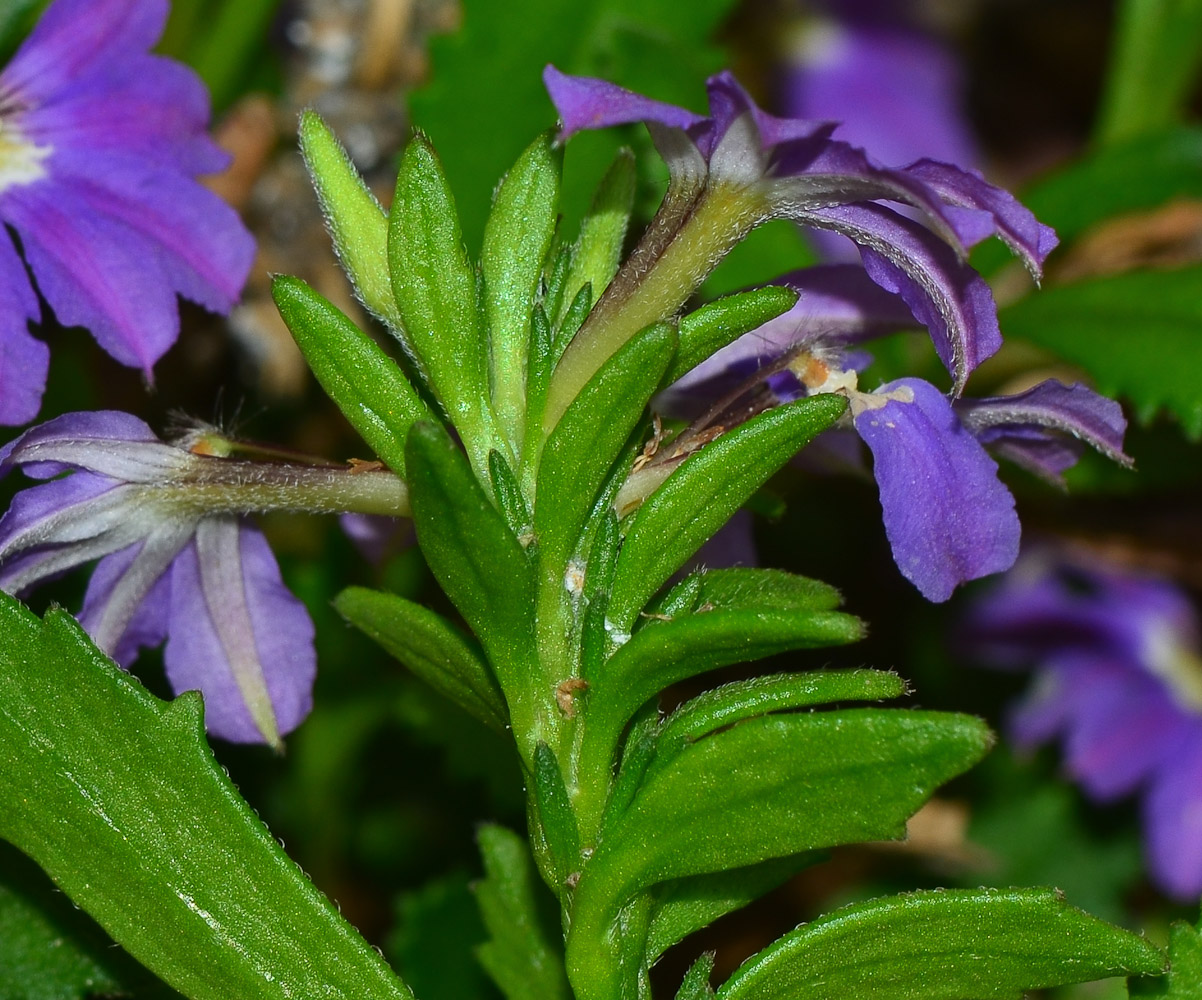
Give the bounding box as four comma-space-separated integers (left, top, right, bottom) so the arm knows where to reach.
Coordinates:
0, 0, 255, 425
964, 554, 1202, 900
543, 65, 1055, 394
659, 263, 1129, 601
0, 412, 315, 747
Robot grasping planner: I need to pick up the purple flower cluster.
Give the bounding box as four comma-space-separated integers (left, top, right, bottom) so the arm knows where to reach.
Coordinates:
0, 412, 315, 748
965, 554, 1202, 900
0, 0, 255, 425
545, 68, 1127, 601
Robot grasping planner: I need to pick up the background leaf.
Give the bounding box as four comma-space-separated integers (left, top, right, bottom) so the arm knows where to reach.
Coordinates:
1000, 265, 1202, 435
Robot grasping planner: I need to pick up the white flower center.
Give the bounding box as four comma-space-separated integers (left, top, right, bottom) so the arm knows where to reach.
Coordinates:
0, 118, 50, 193
1142, 618, 1202, 713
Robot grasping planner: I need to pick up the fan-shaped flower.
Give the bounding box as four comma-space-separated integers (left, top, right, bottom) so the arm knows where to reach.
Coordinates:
965, 554, 1202, 900
0, 0, 255, 424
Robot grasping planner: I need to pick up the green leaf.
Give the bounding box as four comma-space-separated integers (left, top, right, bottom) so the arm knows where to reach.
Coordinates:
489, 448, 534, 537
1130, 919, 1202, 998
532, 742, 582, 890
561, 148, 637, 322
334, 585, 507, 732
1095, 0, 1202, 146
667, 285, 800, 386
676, 953, 716, 1000
390, 133, 495, 470
408, 0, 736, 250
716, 888, 1166, 999
692, 567, 848, 613
298, 111, 401, 329
386, 872, 498, 1000
579, 709, 991, 913
1000, 265, 1202, 435
475, 825, 572, 1000
653, 670, 907, 764
0, 593, 414, 1000
483, 131, 561, 446
272, 275, 430, 475
580, 610, 864, 784
405, 423, 536, 728
534, 321, 676, 574
0, 842, 131, 1000
608, 394, 848, 628
646, 854, 818, 967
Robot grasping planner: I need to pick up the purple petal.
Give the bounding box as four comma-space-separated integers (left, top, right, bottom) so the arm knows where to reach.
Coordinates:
956, 380, 1131, 485
0, 229, 48, 426
2, 182, 182, 374
77, 539, 174, 665
1143, 729, 1202, 900
0, 410, 191, 481
0, 0, 167, 103
779, 19, 979, 170
166, 519, 315, 746
24, 55, 229, 175
854, 377, 1020, 601
905, 159, 1059, 276
51, 149, 254, 312
543, 65, 707, 142
802, 202, 1002, 392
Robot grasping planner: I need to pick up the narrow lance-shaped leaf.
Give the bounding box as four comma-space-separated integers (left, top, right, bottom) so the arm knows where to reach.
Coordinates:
532, 742, 583, 891
273, 275, 430, 476
298, 110, 402, 330
559, 148, 636, 326
405, 422, 538, 744
389, 132, 496, 472
717, 888, 1166, 1000
483, 131, 561, 449
0, 593, 414, 1000
608, 394, 847, 629
666, 285, 800, 387
333, 586, 507, 732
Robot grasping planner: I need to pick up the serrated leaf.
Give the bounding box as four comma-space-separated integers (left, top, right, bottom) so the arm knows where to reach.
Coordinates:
334, 585, 507, 731
273, 275, 430, 475
1018, 128, 1202, 247
298, 110, 401, 328
475, 825, 572, 1000
576, 709, 991, 925
1000, 265, 1202, 436
483, 131, 561, 447
716, 888, 1165, 1000
608, 394, 848, 629
386, 872, 498, 1000
646, 855, 818, 967
1130, 919, 1202, 998
561, 148, 636, 323
390, 133, 495, 471
667, 285, 800, 386
534, 321, 676, 574
0, 593, 414, 1000
1095, 0, 1202, 146
579, 610, 864, 785
405, 423, 536, 732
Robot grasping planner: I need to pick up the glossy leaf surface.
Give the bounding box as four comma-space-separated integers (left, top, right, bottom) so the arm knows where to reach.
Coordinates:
718, 888, 1165, 999
0, 594, 414, 1000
